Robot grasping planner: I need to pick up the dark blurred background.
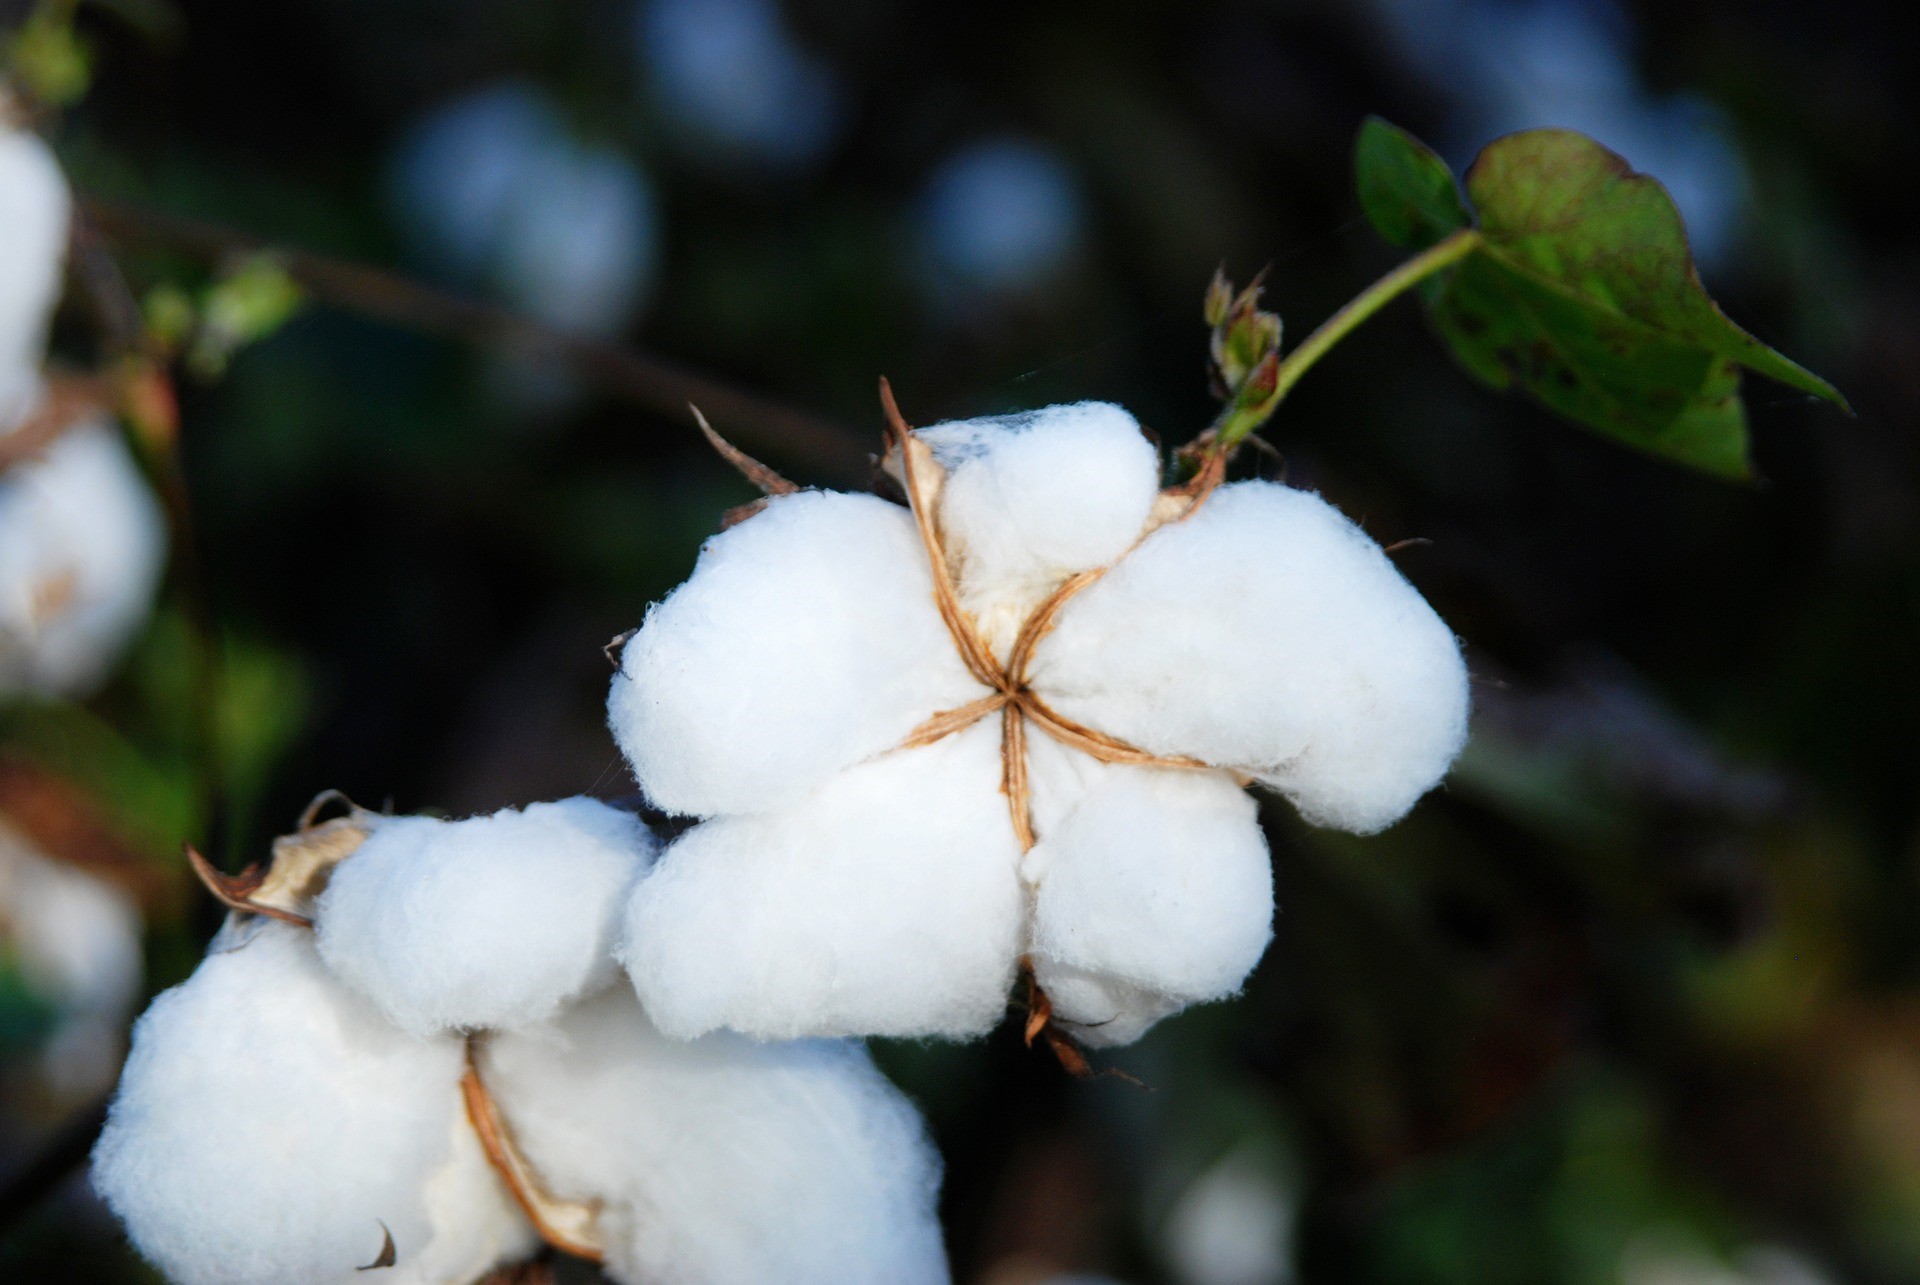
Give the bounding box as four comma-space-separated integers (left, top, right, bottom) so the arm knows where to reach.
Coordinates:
1, 0, 1915, 1281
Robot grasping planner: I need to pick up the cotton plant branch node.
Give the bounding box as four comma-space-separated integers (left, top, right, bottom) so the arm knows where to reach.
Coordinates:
0, 374, 116, 474
461, 1040, 607, 1263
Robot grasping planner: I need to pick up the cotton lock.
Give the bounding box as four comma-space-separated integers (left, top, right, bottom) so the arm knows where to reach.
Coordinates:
610, 400, 1470, 1046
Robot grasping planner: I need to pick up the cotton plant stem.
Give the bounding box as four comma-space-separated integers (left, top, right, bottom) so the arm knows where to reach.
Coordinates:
79, 197, 869, 476
1217, 228, 1482, 451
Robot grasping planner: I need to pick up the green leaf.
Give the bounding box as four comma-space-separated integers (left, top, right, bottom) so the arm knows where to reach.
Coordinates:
1355, 116, 1472, 252
1357, 122, 1848, 478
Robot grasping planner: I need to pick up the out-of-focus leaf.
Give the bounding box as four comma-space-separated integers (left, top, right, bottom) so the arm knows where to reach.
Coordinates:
1356, 122, 1849, 477
186, 254, 306, 380
2, 1, 93, 109
1355, 117, 1471, 252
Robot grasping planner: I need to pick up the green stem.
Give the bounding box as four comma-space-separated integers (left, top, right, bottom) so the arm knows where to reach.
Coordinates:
1218, 228, 1481, 449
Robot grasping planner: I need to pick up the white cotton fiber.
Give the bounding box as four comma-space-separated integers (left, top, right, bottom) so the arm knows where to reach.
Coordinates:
1031, 481, 1469, 833
623, 719, 1023, 1040
92, 922, 534, 1285
315, 798, 656, 1038
481, 986, 951, 1285
1023, 744, 1273, 1047
0, 421, 169, 697
917, 403, 1160, 648
610, 489, 987, 817
0, 119, 71, 423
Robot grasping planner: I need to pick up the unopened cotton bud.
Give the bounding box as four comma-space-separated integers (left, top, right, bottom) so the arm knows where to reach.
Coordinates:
91, 922, 535, 1285
315, 798, 657, 1037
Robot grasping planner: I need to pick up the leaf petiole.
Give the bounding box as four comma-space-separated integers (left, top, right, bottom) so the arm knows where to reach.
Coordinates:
1215, 227, 1482, 451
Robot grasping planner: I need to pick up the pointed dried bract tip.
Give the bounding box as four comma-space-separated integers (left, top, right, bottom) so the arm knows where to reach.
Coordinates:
689, 403, 798, 497
604, 627, 639, 670
185, 805, 377, 928
357, 1222, 397, 1271
184, 845, 312, 928
298, 787, 360, 832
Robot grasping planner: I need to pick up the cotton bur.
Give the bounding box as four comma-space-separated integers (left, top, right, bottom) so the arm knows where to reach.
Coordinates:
611, 390, 1470, 1049
93, 796, 952, 1284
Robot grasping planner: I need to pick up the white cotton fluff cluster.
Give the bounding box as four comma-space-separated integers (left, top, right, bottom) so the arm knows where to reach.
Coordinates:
482, 986, 950, 1285
0, 117, 168, 699
91, 922, 538, 1285
96, 797, 954, 1284
610, 401, 1468, 1046
316, 798, 656, 1036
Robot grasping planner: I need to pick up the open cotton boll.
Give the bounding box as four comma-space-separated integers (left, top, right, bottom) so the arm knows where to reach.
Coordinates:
0, 421, 169, 698
1023, 745, 1273, 1046
623, 720, 1023, 1040
611, 489, 986, 816
917, 403, 1160, 644
0, 119, 70, 424
92, 922, 535, 1285
1032, 481, 1469, 833
315, 799, 656, 1037
481, 987, 950, 1285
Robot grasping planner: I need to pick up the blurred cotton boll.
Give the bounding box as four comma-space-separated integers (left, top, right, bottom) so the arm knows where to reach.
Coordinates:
1366, 0, 1750, 270
389, 83, 659, 336
913, 140, 1086, 310
0, 117, 70, 424
0, 820, 143, 1095
1161, 1148, 1296, 1285
638, 0, 843, 173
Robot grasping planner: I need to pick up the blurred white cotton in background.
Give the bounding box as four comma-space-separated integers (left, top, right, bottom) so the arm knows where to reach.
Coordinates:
913, 139, 1086, 306
0, 118, 70, 423
389, 83, 659, 336
1161, 1147, 1297, 1285
638, 0, 843, 173
0, 819, 143, 1094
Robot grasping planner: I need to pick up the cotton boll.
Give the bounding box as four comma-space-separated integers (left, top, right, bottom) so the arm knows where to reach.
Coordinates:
0, 120, 70, 424
623, 719, 1023, 1040
0, 420, 169, 698
316, 799, 656, 1038
1032, 482, 1469, 833
1023, 745, 1273, 1047
481, 986, 950, 1285
611, 489, 987, 817
92, 922, 534, 1285
917, 403, 1160, 648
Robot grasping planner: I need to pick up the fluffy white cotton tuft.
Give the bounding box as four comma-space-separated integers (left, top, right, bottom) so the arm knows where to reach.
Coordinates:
0, 119, 70, 423
623, 720, 1023, 1040
1023, 744, 1273, 1047
92, 922, 534, 1285
0, 421, 169, 698
917, 403, 1160, 645
316, 798, 656, 1038
482, 986, 951, 1285
1032, 481, 1469, 833
610, 489, 985, 816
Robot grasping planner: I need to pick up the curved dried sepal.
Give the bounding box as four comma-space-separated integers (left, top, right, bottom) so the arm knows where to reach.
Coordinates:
356, 1223, 396, 1272
184, 845, 312, 929
690, 404, 799, 497
297, 788, 360, 832
462, 1049, 605, 1263
185, 809, 376, 927
1018, 696, 1210, 773
877, 378, 1005, 690
900, 693, 1008, 749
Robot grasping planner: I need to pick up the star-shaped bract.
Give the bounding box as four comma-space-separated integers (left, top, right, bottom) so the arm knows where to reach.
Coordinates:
611, 397, 1469, 1046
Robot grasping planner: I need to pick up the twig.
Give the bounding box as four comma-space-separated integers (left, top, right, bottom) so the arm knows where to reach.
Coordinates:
79, 197, 868, 475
